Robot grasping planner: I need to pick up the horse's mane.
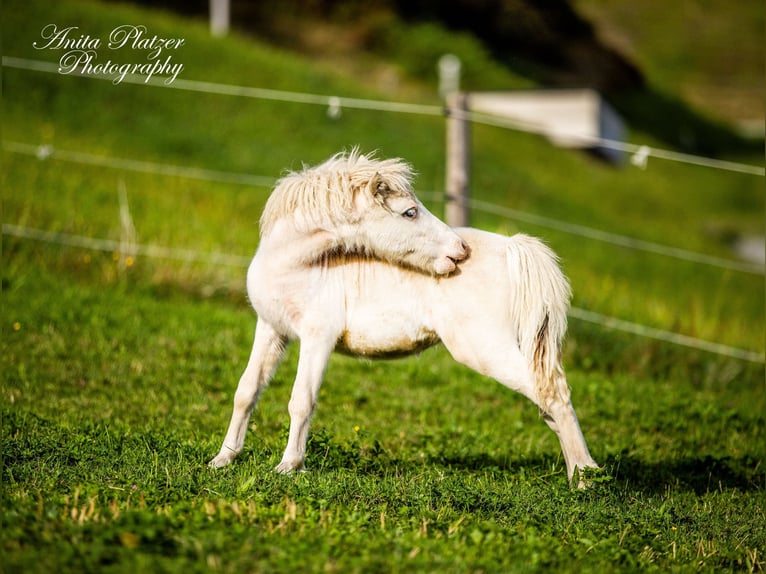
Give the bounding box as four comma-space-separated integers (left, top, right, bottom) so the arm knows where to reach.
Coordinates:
259, 149, 416, 236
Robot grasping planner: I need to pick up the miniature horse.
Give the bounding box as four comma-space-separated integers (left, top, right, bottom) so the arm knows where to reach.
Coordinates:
209, 150, 598, 485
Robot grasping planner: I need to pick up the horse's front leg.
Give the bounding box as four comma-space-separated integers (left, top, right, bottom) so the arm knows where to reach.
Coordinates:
275, 335, 335, 473
209, 320, 287, 468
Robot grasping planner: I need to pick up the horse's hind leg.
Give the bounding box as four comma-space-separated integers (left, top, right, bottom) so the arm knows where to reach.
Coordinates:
496, 360, 597, 485
441, 333, 597, 485
538, 380, 598, 486
209, 320, 286, 468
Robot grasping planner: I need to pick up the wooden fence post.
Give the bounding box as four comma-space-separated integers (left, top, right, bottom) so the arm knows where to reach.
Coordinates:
445, 92, 470, 228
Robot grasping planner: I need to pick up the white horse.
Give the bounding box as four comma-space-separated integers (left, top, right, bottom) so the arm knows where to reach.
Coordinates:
209, 150, 598, 485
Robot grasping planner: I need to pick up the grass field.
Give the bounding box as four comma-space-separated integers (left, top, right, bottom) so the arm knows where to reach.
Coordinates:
3, 265, 764, 572
2, 0, 765, 572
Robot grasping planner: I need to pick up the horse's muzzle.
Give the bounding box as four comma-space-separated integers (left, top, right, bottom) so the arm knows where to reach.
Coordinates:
436, 239, 470, 275
450, 239, 471, 264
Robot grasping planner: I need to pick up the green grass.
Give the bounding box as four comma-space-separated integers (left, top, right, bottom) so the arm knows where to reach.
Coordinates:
3, 266, 765, 572
2, 0, 765, 571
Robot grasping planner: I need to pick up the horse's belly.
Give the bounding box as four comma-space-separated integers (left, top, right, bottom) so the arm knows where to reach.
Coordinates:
336, 315, 440, 359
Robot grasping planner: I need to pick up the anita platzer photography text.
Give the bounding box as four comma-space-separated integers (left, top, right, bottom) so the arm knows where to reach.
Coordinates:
33, 23, 184, 85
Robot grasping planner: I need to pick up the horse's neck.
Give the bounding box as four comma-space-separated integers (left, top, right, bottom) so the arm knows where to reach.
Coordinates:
259, 222, 361, 267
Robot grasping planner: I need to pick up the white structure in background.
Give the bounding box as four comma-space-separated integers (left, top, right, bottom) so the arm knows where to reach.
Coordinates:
469, 89, 626, 163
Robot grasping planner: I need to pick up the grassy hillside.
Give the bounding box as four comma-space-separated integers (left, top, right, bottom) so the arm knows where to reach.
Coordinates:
575, 0, 765, 128
2, 0, 765, 571
4, 257, 763, 573
4, 0, 762, 356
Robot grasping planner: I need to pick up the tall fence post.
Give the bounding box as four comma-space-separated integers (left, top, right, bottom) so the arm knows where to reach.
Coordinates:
445, 91, 470, 228
210, 0, 230, 37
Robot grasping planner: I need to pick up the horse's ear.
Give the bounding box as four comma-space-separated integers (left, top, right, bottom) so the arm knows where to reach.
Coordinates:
371, 172, 391, 202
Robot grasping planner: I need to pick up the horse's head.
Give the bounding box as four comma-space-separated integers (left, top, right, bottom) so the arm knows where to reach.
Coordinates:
260, 151, 469, 275
349, 168, 470, 276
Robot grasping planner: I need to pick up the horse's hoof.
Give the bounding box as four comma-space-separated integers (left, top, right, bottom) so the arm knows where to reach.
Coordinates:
571, 465, 608, 489
275, 459, 305, 474
208, 453, 235, 469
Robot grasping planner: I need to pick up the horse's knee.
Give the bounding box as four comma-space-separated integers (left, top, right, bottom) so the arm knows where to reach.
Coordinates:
233, 394, 256, 415
287, 395, 315, 421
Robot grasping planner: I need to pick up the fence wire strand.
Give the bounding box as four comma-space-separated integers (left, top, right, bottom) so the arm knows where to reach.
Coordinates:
3, 141, 276, 187
2, 223, 252, 267
567, 307, 764, 364
465, 197, 764, 275
4, 56, 764, 176
3, 222, 764, 364
7, 140, 763, 276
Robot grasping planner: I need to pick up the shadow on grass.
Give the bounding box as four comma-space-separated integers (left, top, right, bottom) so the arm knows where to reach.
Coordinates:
423, 450, 765, 494
334, 441, 764, 495
603, 452, 765, 495
611, 87, 764, 157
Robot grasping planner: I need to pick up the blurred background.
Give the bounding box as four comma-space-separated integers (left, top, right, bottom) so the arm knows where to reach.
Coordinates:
3, 0, 764, 379
105, 0, 764, 149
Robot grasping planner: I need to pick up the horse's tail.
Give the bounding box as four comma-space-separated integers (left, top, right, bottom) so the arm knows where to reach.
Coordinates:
506, 234, 572, 408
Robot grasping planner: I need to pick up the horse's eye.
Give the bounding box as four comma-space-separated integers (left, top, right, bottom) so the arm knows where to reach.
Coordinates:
402, 207, 418, 219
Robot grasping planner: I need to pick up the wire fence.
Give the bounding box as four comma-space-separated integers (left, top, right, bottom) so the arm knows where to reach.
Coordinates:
2, 223, 252, 267
4, 55, 764, 364
5, 56, 765, 177
3, 221, 763, 364
6, 140, 763, 276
